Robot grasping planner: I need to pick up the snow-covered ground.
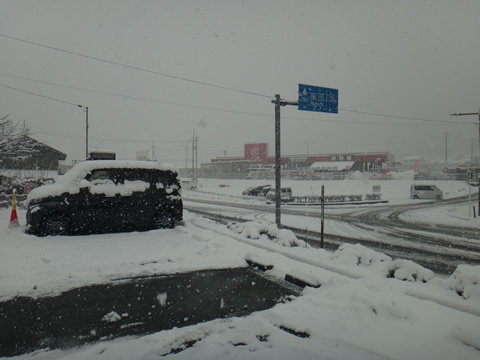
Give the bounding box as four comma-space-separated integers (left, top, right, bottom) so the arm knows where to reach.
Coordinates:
1, 175, 480, 359
191, 175, 477, 228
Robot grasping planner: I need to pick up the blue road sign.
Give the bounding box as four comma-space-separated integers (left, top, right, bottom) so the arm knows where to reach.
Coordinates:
298, 84, 338, 113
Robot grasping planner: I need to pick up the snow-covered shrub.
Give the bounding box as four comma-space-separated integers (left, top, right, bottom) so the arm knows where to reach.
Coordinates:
332, 244, 434, 283
447, 264, 480, 301
332, 243, 391, 267
387, 259, 434, 283
228, 221, 307, 247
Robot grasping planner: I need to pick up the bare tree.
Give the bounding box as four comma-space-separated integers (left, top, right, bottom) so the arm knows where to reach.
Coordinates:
0, 115, 35, 160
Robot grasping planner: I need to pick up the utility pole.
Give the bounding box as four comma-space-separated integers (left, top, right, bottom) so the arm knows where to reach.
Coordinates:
78, 105, 89, 160
192, 129, 195, 181
85, 106, 89, 159
444, 130, 448, 169
471, 139, 475, 166
191, 129, 198, 185
195, 133, 198, 186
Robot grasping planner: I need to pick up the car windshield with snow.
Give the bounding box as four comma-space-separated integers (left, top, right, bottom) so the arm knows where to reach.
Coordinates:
26, 160, 182, 236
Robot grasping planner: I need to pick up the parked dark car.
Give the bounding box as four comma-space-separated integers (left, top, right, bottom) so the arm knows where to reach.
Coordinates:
242, 185, 272, 197
266, 187, 293, 202
26, 161, 183, 236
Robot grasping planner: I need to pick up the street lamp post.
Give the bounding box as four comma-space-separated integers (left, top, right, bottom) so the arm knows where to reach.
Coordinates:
450, 108, 480, 163
78, 105, 89, 160
451, 108, 480, 217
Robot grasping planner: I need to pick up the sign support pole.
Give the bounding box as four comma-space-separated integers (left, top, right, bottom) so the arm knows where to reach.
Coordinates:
321, 185, 325, 248
272, 95, 298, 228
85, 106, 89, 160
272, 85, 337, 229
274, 95, 281, 227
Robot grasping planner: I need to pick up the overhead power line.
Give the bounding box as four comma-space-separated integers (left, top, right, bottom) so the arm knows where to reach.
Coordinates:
27, 125, 190, 145
2, 33, 472, 126
0, 33, 271, 99
1, 74, 473, 126
0, 32, 473, 125
0, 73, 269, 117
339, 108, 459, 124
0, 83, 81, 107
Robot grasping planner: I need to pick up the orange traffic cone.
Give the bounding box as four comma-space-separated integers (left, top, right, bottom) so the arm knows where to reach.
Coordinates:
9, 191, 20, 228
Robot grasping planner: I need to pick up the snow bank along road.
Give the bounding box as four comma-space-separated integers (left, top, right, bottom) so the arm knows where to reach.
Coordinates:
183, 194, 480, 274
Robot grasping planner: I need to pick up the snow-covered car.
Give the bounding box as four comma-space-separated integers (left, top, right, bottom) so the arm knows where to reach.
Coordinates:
26, 161, 183, 236
242, 185, 271, 197
180, 178, 197, 190
266, 187, 293, 202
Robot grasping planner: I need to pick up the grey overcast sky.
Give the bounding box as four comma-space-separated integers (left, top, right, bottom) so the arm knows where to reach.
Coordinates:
1, 0, 479, 166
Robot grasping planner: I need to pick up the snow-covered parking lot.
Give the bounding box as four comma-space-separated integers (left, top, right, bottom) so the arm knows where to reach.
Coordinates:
1, 179, 480, 360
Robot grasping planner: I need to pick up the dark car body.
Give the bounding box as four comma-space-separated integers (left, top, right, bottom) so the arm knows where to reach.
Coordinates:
26, 161, 183, 236
242, 185, 272, 197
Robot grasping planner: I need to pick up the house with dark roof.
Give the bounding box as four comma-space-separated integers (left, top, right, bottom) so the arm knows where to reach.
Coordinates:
0, 136, 66, 171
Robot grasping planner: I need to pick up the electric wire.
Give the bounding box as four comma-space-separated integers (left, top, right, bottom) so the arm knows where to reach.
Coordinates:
0, 83, 81, 108
338, 108, 462, 124
0, 34, 475, 125
0, 33, 272, 99
0, 76, 472, 126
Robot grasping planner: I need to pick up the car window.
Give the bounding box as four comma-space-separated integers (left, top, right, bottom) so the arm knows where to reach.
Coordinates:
122, 169, 148, 183
87, 169, 118, 185
85, 169, 118, 186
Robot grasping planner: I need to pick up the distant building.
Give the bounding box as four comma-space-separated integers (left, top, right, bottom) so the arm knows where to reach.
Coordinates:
88, 150, 116, 161
0, 136, 66, 171
199, 142, 394, 179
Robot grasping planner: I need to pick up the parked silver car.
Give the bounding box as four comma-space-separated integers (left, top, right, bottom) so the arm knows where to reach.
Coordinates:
410, 184, 443, 200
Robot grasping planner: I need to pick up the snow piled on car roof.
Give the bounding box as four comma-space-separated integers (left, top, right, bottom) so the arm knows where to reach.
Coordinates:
27, 160, 177, 202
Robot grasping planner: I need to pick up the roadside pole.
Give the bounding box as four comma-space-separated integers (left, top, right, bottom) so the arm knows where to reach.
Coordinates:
271, 95, 298, 228
274, 95, 281, 227
450, 109, 480, 219
469, 183, 472, 217
321, 185, 325, 248
272, 85, 338, 229
468, 169, 472, 218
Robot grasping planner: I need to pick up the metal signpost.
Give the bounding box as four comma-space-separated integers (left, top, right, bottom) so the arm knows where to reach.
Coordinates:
272, 84, 338, 228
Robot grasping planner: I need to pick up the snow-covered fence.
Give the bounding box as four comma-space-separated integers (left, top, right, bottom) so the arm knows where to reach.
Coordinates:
291, 194, 363, 204
290, 193, 382, 204
365, 193, 382, 201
